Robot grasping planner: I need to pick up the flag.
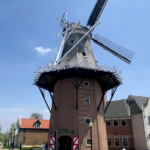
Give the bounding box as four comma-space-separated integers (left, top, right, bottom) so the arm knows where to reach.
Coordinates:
62, 11, 67, 18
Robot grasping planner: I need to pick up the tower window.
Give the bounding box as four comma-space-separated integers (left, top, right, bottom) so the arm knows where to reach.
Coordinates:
85, 118, 91, 124
86, 139, 91, 146
84, 81, 89, 87
70, 40, 74, 45
85, 99, 90, 105
82, 52, 86, 56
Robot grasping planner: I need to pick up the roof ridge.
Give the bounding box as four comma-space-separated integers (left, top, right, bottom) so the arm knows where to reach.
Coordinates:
129, 95, 150, 98
21, 118, 50, 120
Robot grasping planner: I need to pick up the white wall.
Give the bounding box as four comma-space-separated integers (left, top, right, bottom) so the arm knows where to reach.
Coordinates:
142, 98, 150, 149
132, 114, 147, 150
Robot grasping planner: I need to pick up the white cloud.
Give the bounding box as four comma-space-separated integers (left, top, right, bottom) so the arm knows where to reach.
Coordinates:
34, 47, 52, 55
42, 109, 49, 113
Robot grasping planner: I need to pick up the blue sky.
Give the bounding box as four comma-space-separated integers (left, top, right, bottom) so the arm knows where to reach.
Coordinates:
0, 0, 150, 133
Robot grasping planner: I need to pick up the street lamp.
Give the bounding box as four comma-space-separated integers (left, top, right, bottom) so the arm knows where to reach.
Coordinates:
89, 122, 93, 150
12, 125, 16, 150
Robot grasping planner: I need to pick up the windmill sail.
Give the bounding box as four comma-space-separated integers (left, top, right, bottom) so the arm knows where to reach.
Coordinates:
86, 0, 108, 28
92, 34, 135, 64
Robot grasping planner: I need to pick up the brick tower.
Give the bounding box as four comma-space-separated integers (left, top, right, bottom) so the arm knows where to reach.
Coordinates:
34, 24, 122, 150
34, 1, 134, 150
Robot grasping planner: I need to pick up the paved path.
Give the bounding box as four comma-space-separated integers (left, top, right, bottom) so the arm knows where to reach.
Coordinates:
0, 146, 18, 150
0, 145, 2, 150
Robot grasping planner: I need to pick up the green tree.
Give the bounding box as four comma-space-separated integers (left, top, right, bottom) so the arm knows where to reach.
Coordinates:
30, 113, 43, 119
0, 125, 4, 143
3, 132, 10, 146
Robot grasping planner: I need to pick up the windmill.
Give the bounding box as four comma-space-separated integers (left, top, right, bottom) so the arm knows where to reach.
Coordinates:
54, 0, 134, 66
34, 0, 134, 150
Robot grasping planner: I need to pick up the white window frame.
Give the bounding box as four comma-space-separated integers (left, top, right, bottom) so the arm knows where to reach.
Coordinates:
113, 120, 119, 127
114, 137, 120, 147
122, 137, 129, 147
107, 137, 112, 147
84, 81, 89, 87
106, 120, 111, 127
85, 98, 90, 105
85, 118, 91, 124
86, 139, 91, 146
121, 119, 127, 127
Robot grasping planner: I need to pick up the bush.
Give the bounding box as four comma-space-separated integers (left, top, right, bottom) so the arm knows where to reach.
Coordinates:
22, 148, 42, 150
22, 146, 43, 150
22, 148, 32, 150
22, 147, 32, 150
2, 146, 9, 149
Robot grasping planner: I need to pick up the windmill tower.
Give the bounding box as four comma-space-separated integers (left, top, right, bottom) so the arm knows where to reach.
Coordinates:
34, 0, 134, 150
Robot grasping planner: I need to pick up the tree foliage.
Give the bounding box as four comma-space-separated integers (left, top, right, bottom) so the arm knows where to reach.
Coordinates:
30, 113, 43, 119
0, 125, 4, 142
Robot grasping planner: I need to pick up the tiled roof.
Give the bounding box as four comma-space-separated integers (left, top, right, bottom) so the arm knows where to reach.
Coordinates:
128, 95, 149, 110
105, 99, 129, 119
105, 95, 150, 118
20, 118, 50, 129
127, 95, 150, 115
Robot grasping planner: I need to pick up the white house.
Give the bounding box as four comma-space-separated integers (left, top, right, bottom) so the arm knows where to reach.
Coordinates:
127, 95, 150, 150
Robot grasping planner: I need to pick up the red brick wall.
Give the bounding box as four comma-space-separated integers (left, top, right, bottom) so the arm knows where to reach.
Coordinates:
17, 128, 48, 147
49, 78, 108, 150
106, 119, 134, 150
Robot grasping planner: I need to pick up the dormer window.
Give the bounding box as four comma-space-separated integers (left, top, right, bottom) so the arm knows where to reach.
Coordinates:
33, 120, 41, 127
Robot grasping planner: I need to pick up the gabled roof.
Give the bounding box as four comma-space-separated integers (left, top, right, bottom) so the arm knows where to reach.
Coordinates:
105, 95, 150, 118
20, 118, 50, 129
128, 95, 149, 110
105, 99, 129, 119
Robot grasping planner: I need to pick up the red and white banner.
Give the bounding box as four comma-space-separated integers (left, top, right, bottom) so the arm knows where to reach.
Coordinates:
48, 135, 55, 150
72, 136, 79, 150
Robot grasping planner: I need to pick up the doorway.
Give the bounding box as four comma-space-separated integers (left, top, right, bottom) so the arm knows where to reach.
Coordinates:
59, 136, 72, 150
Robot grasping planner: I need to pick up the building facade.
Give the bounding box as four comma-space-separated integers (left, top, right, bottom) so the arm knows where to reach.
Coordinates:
105, 95, 150, 150
16, 117, 49, 147
49, 78, 108, 150
127, 95, 150, 150
105, 99, 134, 150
